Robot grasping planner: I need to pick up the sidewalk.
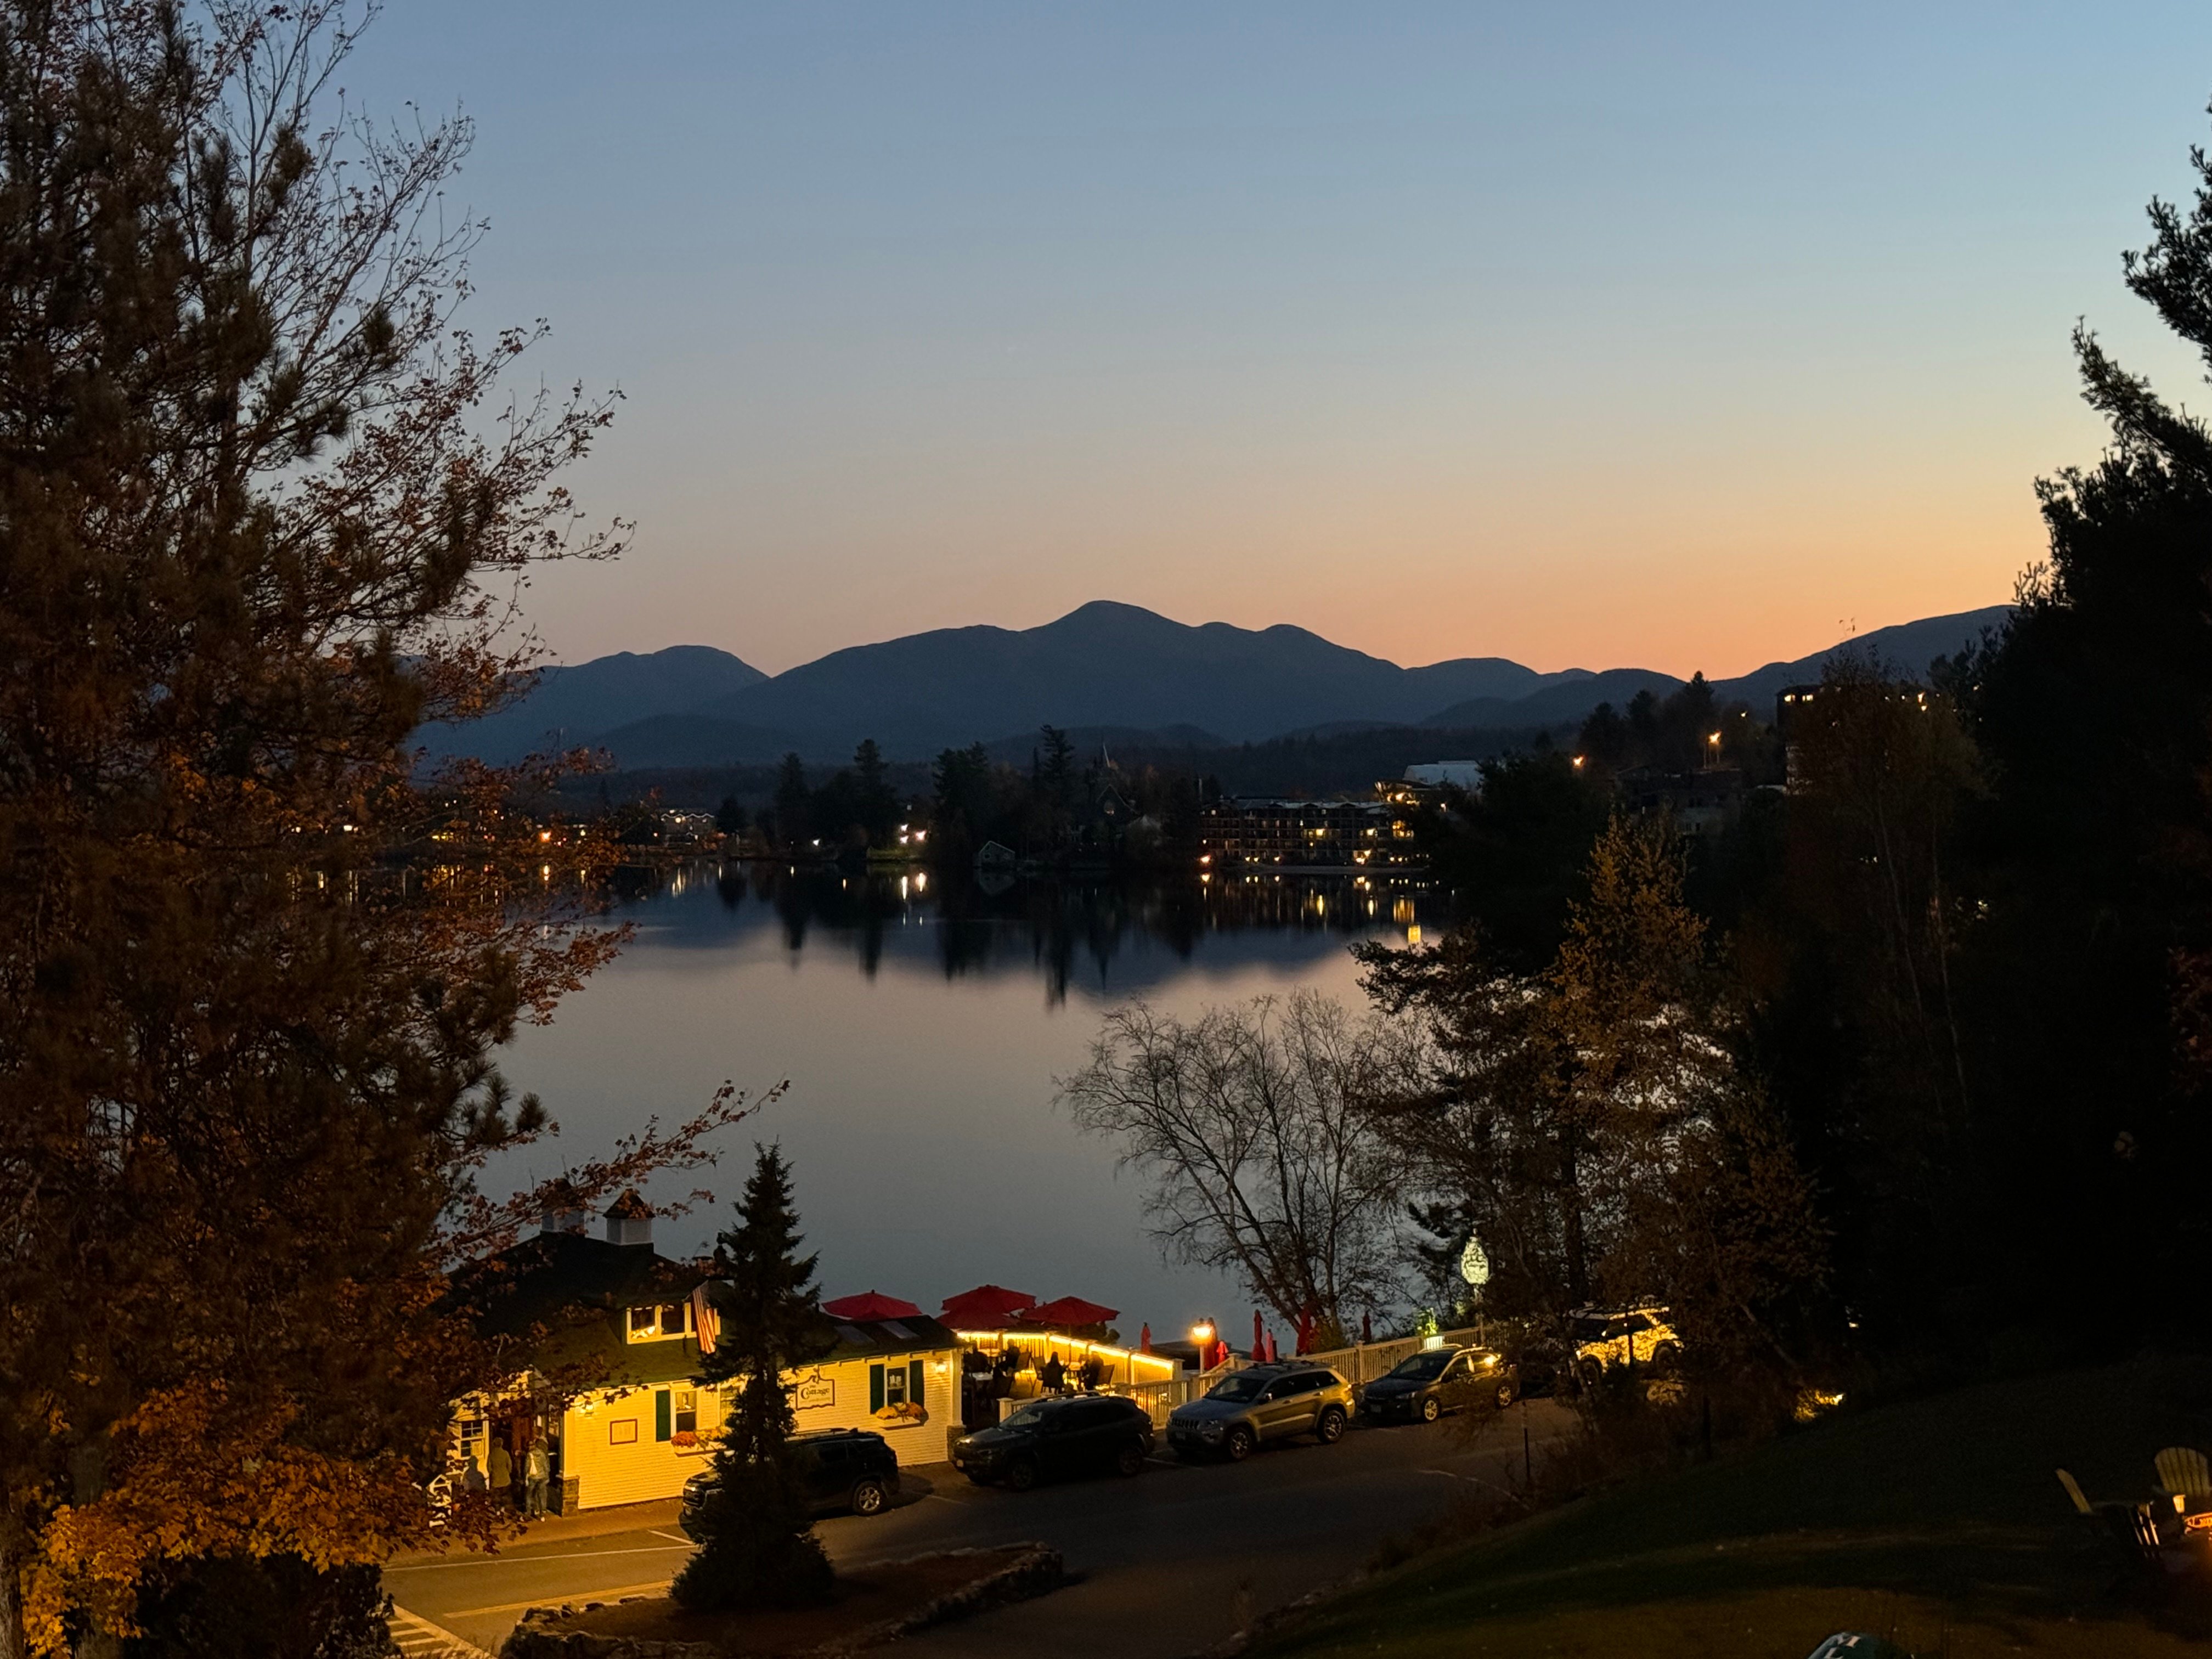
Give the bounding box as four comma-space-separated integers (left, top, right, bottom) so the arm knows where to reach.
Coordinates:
389, 1496, 684, 1566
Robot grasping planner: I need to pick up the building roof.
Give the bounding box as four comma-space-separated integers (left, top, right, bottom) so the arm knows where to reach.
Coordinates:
605, 1188, 653, 1220
820, 1314, 960, 1362
459, 1238, 958, 1393
459, 1229, 709, 1388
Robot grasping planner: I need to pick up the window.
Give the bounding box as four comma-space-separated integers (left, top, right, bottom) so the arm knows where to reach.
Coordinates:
609, 1419, 638, 1446
673, 1390, 697, 1436
627, 1301, 691, 1342
869, 1359, 928, 1415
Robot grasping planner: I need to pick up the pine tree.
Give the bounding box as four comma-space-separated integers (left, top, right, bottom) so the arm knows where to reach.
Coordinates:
772, 753, 811, 849
671, 1149, 837, 1612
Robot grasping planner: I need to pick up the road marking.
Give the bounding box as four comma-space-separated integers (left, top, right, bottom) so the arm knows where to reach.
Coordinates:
447, 1580, 673, 1619
389, 1606, 494, 1658
385, 1542, 697, 1575
649, 1530, 692, 1545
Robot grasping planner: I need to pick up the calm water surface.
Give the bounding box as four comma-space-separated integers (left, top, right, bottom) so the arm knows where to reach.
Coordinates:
495, 865, 1438, 1336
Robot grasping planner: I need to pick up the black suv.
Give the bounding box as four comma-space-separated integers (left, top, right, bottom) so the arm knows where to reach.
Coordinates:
951, 1393, 1154, 1492
679, 1427, 899, 1528
1359, 1345, 1517, 1424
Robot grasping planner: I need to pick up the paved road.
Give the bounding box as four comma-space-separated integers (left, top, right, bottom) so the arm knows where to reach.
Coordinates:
388, 1400, 1573, 1657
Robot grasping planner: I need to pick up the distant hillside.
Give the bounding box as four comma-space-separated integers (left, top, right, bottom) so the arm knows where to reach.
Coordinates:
1417, 606, 2012, 732
1714, 605, 2011, 714
420, 645, 768, 766
424, 601, 2015, 769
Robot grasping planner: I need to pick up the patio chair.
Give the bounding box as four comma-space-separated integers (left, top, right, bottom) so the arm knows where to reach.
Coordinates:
2057, 1469, 2164, 1582
2153, 1446, 2210, 1510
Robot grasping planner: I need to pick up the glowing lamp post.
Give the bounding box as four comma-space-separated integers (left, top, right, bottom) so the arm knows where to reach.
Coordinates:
1190, 1319, 1216, 1375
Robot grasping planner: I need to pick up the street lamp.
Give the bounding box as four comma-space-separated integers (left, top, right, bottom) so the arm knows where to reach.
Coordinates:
1190, 1318, 1216, 1374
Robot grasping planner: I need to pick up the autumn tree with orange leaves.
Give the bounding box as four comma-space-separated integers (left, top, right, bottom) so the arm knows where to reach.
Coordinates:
0, 4, 754, 1654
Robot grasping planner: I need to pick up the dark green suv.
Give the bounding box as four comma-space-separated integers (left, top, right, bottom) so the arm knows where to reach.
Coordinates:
951, 1393, 1154, 1491
679, 1427, 899, 1527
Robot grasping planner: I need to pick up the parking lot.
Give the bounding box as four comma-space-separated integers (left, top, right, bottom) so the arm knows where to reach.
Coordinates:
385, 1398, 1575, 1657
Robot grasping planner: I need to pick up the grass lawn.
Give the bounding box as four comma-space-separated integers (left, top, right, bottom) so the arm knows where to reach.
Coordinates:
1257, 1359, 2211, 1658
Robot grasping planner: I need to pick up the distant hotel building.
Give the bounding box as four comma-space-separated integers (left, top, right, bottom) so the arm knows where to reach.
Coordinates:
1197, 797, 1420, 870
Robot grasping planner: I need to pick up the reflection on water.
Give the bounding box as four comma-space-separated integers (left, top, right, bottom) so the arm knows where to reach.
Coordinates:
496, 865, 1438, 1332
610, 861, 1438, 1003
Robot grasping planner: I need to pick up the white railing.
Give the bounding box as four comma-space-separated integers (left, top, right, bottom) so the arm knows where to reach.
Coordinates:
1134, 1325, 1489, 1421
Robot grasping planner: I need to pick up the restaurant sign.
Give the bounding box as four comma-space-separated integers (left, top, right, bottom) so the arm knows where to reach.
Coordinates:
793, 1372, 835, 1411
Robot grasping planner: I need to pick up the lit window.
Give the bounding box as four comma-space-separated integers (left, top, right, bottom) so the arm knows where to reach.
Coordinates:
627, 1302, 691, 1342
674, 1390, 698, 1435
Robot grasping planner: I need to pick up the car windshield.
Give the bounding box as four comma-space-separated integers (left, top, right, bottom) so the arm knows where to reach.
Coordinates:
1206, 1374, 1268, 1403
1388, 1351, 1453, 1381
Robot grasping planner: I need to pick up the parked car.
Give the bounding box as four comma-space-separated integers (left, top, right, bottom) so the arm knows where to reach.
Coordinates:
951, 1392, 1154, 1491
1166, 1362, 1353, 1462
1359, 1345, 1517, 1423
1570, 1306, 1681, 1383
679, 1427, 899, 1529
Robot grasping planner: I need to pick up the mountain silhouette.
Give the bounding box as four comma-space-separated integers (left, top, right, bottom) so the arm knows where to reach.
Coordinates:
423, 601, 2013, 768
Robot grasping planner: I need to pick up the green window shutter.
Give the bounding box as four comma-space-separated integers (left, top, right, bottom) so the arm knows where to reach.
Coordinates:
654, 1390, 672, 1442
909, 1359, 924, 1408
868, 1364, 885, 1412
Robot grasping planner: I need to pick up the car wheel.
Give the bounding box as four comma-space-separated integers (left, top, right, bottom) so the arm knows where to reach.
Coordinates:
1314, 1407, 1346, 1444
1005, 1455, 1039, 1493
1420, 1396, 1441, 1424
1224, 1425, 1256, 1462
1114, 1441, 1146, 1477
849, 1477, 888, 1516
1577, 1358, 1606, 1389
1652, 1342, 1682, 1376
1494, 1379, 1517, 1408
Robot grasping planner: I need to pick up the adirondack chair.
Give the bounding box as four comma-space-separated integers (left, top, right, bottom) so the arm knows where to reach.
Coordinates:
2057, 1468, 2164, 1579
2153, 1446, 2210, 1512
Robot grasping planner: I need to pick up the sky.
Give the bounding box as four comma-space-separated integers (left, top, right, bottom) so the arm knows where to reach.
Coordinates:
343, 2, 2212, 680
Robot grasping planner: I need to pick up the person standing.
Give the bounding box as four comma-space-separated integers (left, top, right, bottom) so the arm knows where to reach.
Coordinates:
524, 1439, 551, 1519
487, 1438, 514, 1511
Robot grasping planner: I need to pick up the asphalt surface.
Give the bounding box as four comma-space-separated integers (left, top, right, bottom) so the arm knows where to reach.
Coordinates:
386, 1399, 1575, 1657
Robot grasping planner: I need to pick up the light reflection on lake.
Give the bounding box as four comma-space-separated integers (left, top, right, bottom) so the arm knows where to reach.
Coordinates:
494, 864, 1435, 1335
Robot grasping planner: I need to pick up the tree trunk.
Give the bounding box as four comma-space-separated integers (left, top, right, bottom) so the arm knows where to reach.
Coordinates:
0, 1538, 24, 1659
1560, 1142, 1589, 1307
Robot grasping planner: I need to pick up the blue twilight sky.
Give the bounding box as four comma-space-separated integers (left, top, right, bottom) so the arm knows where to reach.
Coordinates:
341, 2, 2212, 678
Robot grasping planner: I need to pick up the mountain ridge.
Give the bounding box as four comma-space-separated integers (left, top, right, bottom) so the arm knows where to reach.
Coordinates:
427, 600, 2013, 769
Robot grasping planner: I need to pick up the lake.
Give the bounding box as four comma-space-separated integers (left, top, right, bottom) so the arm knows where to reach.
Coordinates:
494, 863, 1437, 1341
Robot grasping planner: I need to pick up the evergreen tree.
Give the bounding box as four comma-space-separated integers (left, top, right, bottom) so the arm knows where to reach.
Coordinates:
672, 1149, 837, 1612
715, 794, 749, 837
1959, 112, 2212, 1341
772, 753, 811, 849
852, 738, 898, 844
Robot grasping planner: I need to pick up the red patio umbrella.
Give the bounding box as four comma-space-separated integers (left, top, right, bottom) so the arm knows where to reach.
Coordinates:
940, 1284, 1034, 1328
1026, 1295, 1119, 1327
1139, 1323, 1152, 1354
1252, 1308, 1265, 1358
822, 1290, 922, 1322
1361, 1310, 1373, 1344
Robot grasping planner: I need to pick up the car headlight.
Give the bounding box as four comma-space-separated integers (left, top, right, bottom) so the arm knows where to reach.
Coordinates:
1199, 1420, 1226, 1439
